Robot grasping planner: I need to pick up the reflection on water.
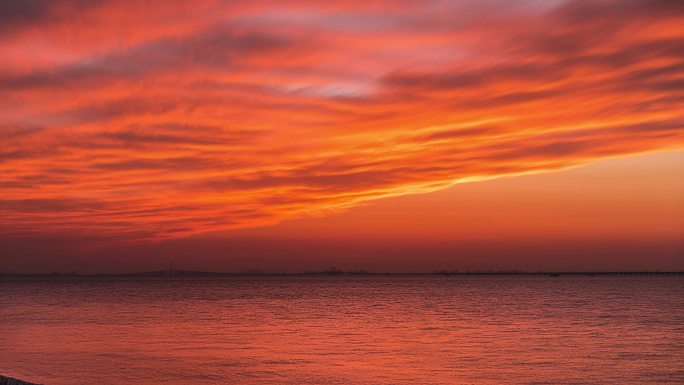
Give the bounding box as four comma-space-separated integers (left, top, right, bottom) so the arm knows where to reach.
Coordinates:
1, 276, 683, 384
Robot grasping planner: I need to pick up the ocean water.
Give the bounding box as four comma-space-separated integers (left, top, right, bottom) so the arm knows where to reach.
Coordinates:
1, 275, 682, 385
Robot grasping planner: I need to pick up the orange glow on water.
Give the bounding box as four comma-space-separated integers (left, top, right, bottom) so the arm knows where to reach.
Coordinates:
2, 276, 683, 384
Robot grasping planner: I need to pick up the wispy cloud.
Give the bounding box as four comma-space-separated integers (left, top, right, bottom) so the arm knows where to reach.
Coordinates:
1, 0, 683, 240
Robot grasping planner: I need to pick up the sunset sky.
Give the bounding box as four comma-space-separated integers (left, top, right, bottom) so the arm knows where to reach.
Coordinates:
1, 0, 683, 272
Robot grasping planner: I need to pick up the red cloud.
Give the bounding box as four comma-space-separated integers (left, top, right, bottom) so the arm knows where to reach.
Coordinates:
1, 0, 683, 240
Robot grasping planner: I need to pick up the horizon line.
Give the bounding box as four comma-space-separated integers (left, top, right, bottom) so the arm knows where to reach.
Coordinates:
2, 269, 682, 277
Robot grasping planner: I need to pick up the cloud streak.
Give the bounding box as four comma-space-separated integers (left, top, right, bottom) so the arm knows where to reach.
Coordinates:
1, 0, 683, 240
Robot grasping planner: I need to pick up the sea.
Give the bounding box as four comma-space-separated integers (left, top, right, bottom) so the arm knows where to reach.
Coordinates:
1, 275, 683, 384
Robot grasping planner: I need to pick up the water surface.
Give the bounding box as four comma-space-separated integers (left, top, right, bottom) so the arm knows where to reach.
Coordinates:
1, 276, 682, 384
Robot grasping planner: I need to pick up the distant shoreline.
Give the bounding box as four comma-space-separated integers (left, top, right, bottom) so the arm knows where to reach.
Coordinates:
1, 270, 682, 278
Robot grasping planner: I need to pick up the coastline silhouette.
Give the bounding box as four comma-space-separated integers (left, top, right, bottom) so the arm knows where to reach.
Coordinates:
1, 269, 681, 278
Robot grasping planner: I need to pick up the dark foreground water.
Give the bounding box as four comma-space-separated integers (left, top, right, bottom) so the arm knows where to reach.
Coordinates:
1, 276, 683, 385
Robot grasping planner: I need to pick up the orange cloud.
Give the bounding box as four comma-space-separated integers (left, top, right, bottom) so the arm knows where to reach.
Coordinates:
1, 0, 683, 241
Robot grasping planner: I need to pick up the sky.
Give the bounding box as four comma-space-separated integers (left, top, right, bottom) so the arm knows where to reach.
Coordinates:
1, 0, 683, 273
